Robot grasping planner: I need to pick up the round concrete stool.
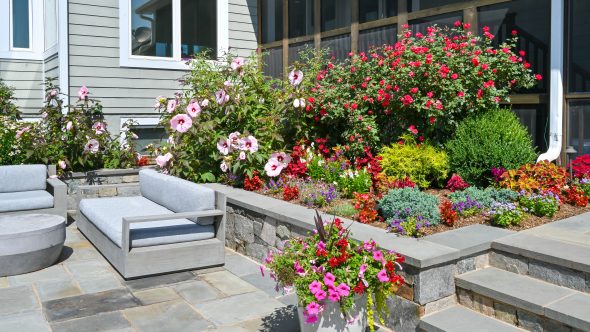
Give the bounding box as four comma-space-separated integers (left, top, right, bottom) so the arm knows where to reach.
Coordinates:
0, 214, 66, 277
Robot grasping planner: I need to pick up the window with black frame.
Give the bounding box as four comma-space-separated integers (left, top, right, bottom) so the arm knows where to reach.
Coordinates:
261, 0, 283, 43
321, 0, 351, 31
289, 0, 314, 38
359, 0, 397, 23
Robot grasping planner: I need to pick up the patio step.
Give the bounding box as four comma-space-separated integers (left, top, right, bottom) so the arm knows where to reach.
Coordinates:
456, 267, 590, 331
490, 230, 590, 292
419, 305, 525, 332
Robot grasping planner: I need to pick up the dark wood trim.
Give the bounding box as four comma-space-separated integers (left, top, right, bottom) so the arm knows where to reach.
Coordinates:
463, 6, 477, 33
407, 0, 509, 21
565, 93, 590, 99
351, 0, 359, 53
314, 0, 321, 49
397, 0, 408, 29
507, 94, 548, 104
358, 16, 399, 31
282, 0, 289, 75
289, 35, 315, 45
320, 26, 352, 39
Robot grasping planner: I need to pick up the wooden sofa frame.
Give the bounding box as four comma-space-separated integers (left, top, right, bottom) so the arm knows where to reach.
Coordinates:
76, 191, 226, 279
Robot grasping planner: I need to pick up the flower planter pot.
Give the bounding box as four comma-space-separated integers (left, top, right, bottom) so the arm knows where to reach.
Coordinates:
297, 295, 367, 332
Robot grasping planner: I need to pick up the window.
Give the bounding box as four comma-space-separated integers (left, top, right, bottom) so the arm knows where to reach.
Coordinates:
409, 11, 463, 35
120, 0, 228, 69
568, 0, 590, 93
289, 0, 314, 38
359, 0, 397, 23
261, 0, 283, 43
407, 0, 468, 12
11, 0, 31, 49
321, 0, 351, 32
121, 118, 165, 154
478, 0, 551, 93
44, 0, 58, 50
568, 100, 590, 157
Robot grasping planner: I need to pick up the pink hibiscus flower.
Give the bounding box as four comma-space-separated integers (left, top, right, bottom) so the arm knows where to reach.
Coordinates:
215, 89, 227, 105
239, 135, 258, 153
220, 161, 228, 173
58, 160, 67, 170
270, 152, 292, 166
231, 57, 246, 71
170, 114, 192, 133
92, 122, 106, 135
84, 139, 100, 154
166, 99, 178, 113
186, 101, 201, 118
228, 132, 241, 149
155, 152, 173, 168
288, 69, 304, 86
217, 138, 231, 155
65, 121, 73, 131
78, 86, 88, 100
264, 159, 284, 177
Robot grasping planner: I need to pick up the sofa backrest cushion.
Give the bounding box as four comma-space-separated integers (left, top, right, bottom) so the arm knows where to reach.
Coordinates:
0, 165, 47, 193
139, 169, 216, 225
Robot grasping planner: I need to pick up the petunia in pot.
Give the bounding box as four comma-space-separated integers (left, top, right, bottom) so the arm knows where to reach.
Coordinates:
263, 212, 404, 332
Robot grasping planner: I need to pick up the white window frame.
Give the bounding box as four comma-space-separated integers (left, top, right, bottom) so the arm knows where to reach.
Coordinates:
119, 0, 229, 70
0, 0, 44, 60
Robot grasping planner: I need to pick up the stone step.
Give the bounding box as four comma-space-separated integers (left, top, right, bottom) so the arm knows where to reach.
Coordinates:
491, 233, 590, 292
456, 267, 590, 331
419, 305, 526, 332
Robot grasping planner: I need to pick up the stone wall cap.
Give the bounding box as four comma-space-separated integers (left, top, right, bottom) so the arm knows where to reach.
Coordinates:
204, 183, 464, 268
423, 224, 514, 257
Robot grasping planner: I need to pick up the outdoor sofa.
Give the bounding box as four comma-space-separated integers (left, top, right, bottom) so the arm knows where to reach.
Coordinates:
77, 169, 226, 279
0, 164, 67, 218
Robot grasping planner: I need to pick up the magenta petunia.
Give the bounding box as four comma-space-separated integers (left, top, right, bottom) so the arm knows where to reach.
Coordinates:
377, 269, 389, 282
314, 289, 326, 301
323, 272, 336, 286
306, 302, 321, 316
373, 250, 383, 262
309, 280, 322, 295
336, 283, 350, 297
327, 290, 340, 302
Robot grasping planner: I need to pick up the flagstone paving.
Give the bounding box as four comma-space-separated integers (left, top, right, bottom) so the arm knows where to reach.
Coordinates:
0, 222, 301, 332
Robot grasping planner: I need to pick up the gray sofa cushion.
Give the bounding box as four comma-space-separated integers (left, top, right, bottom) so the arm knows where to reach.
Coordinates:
0, 191, 54, 212
139, 169, 215, 225
0, 165, 47, 193
79, 196, 214, 248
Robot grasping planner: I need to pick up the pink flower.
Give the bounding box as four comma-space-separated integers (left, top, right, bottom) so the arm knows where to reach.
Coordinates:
309, 280, 323, 295
259, 265, 265, 277
314, 289, 326, 301
294, 261, 306, 276
305, 313, 318, 324
92, 122, 106, 135
264, 159, 283, 177
358, 263, 367, 278
186, 101, 201, 118
328, 290, 340, 302
58, 160, 67, 170
377, 269, 389, 282
84, 139, 99, 154
306, 302, 321, 316
215, 89, 227, 105
288, 69, 304, 86
373, 250, 384, 262
170, 114, 192, 133
66, 121, 73, 131
336, 283, 350, 297
323, 273, 335, 287
217, 138, 231, 155
228, 132, 241, 149
166, 99, 178, 113
50, 89, 57, 97
408, 125, 418, 134
220, 161, 228, 172
78, 86, 88, 100
200, 99, 210, 108
270, 152, 291, 166
231, 57, 246, 71
155, 152, 173, 168
238, 151, 246, 160
239, 135, 259, 153
15, 127, 30, 139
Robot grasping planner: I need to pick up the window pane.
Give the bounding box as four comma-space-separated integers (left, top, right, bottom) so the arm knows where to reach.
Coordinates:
568, 101, 590, 157
321, 34, 351, 62
289, 0, 314, 38
359, 25, 397, 54
289, 41, 314, 65
360, 0, 397, 23
12, 0, 30, 48
409, 11, 463, 35
478, 0, 550, 93
45, 0, 58, 50
568, 0, 590, 93
263, 47, 283, 78
511, 104, 548, 152
407, 0, 467, 12
181, 0, 217, 59
133, 126, 165, 153
321, 0, 351, 32
131, 0, 173, 57
261, 0, 283, 43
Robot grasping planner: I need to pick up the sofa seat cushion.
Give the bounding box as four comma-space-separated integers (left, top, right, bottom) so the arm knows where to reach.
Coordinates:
79, 196, 215, 248
0, 165, 47, 193
0, 190, 54, 212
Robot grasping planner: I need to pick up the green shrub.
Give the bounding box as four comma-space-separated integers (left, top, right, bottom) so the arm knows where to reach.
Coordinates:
337, 168, 372, 198
449, 187, 518, 209
488, 202, 525, 227
379, 187, 440, 224
446, 109, 536, 186
0, 78, 20, 120
379, 137, 449, 189
327, 202, 357, 219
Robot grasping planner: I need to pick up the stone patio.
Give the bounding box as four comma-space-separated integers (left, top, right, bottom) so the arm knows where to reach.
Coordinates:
0, 221, 302, 332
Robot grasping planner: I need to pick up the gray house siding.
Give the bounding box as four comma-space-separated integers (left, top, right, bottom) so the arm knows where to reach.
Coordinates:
67, 0, 183, 123
229, 0, 258, 57
0, 59, 44, 115
44, 53, 60, 87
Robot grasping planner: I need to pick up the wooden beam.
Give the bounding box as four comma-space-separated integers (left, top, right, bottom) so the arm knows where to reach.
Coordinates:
463, 6, 477, 33
314, 0, 321, 49
351, 0, 359, 53
282, 0, 289, 75
398, 0, 408, 29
